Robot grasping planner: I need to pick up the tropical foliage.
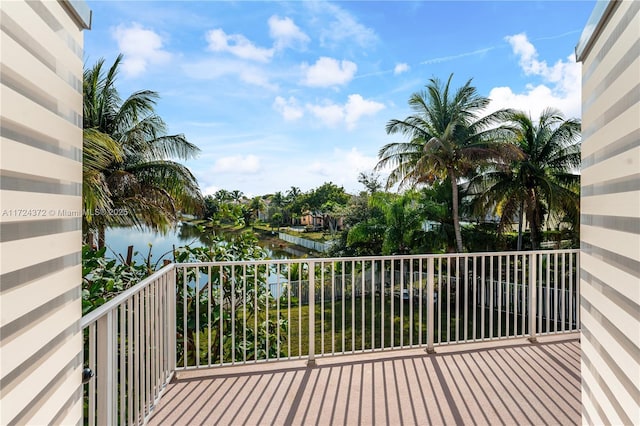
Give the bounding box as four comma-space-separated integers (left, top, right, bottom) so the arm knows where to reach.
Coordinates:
173, 233, 287, 365
81, 245, 151, 314
83, 54, 203, 247
376, 74, 520, 252
470, 108, 581, 249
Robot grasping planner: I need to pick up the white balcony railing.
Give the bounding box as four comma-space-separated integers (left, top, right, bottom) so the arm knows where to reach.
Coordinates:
82, 249, 579, 425
81, 264, 177, 426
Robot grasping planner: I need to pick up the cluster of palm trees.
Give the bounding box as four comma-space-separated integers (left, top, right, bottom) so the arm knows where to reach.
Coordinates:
376, 74, 581, 252
83, 55, 203, 248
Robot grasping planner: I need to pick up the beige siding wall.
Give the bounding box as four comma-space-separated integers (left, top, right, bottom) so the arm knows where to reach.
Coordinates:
0, 1, 90, 424
577, 1, 640, 424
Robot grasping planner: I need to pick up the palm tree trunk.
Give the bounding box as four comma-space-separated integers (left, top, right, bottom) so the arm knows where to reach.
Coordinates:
449, 168, 463, 253
98, 225, 106, 250
517, 200, 524, 251
86, 231, 95, 249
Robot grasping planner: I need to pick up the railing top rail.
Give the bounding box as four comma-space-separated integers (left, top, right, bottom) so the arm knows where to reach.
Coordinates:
80, 263, 175, 328
174, 248, 579, 268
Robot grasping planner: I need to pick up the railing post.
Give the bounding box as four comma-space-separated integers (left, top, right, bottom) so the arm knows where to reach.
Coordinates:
97, 311, 116, 426
308, 260, 316, 367
426, 257, 436, 354
169, 265, 177, 372
528, 253, 538, 343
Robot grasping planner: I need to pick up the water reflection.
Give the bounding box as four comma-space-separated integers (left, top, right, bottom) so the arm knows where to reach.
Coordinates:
104, 224, 313, 263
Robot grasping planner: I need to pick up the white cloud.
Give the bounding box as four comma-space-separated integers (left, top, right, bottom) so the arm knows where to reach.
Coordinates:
308, 147, 378, 190
306, 94, 384, 129
306, 102, 345, 127
212, 154, 262, 174
206, 28, 274, 62
301, 57, 357, 87
487, 33, 581, 119
202, 185, 220, 196
273, 96, 304, 121
394, 63, 410, 75
309, 2, 377, 48
182, 59, 276, 90
268, 15, 310, 50
344, 94, 385, 129
112, 23, 171, 77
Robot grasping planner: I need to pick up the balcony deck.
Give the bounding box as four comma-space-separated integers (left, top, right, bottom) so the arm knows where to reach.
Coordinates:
148, 333, 580, 425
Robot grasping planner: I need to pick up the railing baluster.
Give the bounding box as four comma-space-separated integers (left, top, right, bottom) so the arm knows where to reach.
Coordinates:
569, 252, 574, 331
553, 252, 559, 332
446, 257, 451, 343
521, 253, 526, 336
489, 257, 494, 340
371, 260, 375, 351
287, 263, 292, 359
350, 260, 356, 353
576, 252, 581, 328
97, 310, 115, 425
182, 267, 187, 369
299, 264, 303, 358
455, 257, 459, 343
561, 253, 566, 332
219, 266, 224, 365
231, 265, 236, 364
145, 286, 151, 415
275, 264, 279, 361
127, 298, 133, 426
498, 254, 510, 337
437, 258, 442, 344
207, 266, 212, 367
529, 253, 537, 342
153, 281, 159, 397
321, 262, 325, 355
134, 292, 140, 424
380, 260, 384, 351
391, 259, 395, 348
195, 268, 200, 368
88, 323, 96, 426
418, 258, 423, 347
400, 259, 404, 348
361, 260, 366, 352
512, 254, 516, 337
472, 256, 477, 341
501, 255, 505, 339
410, 259, 414, 347
463, 256, 468, 342
481, 255, 485, 341
255, 267, 259, 362
308, 260, 316, 366
427, 257, 435, 353
119, 304, 125, 426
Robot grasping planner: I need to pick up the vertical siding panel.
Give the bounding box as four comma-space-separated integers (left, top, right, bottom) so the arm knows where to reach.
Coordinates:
0, 1, 90, 425
576, 1, 640, 425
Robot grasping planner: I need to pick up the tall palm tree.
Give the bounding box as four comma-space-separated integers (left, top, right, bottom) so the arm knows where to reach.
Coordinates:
83, 55, 202, 247
230, 190, 244, 203
376, 74, 518, 252
471, 108, 581, 249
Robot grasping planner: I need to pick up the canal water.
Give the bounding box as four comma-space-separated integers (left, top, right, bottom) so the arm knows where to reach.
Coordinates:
104, 225, 310, 264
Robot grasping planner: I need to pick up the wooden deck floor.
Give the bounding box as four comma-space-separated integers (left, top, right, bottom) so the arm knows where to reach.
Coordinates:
149, 334, 581, 425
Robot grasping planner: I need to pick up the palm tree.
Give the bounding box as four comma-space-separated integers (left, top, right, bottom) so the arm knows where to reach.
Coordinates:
286, 186, 301, 201
230, 190, 244, 203
83, 55, 202, 248
376, 74, 518, 252
471, 108, 581, 249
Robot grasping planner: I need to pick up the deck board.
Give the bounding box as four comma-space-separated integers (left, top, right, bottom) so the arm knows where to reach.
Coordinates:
149, 334, 580, 425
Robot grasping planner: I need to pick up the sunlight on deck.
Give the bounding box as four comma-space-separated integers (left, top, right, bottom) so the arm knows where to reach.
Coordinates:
149, 334, 580, 425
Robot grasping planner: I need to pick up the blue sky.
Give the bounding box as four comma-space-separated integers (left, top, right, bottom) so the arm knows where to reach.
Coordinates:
84, 0, 596, 197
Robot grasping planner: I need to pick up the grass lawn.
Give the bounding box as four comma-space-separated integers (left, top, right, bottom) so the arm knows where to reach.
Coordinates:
266, 296, 532, 358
